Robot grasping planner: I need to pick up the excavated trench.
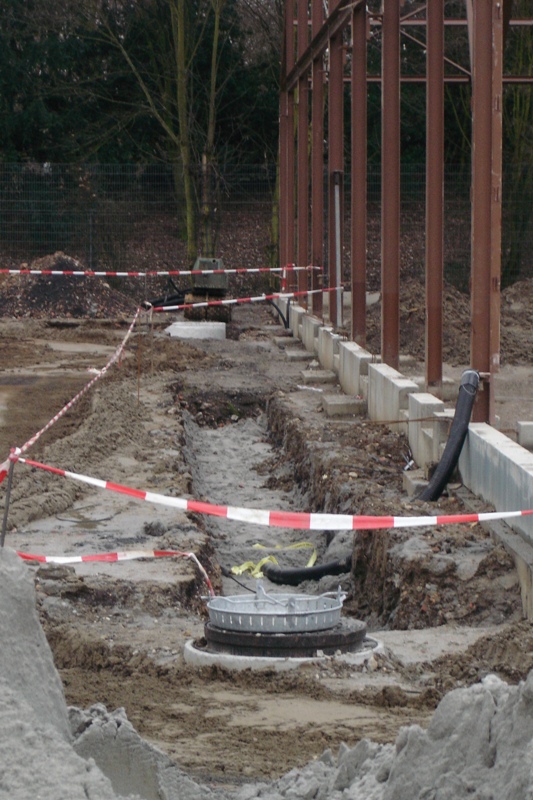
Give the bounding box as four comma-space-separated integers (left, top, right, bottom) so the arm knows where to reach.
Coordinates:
177, 379, 521, 636
1, 311, 528, 797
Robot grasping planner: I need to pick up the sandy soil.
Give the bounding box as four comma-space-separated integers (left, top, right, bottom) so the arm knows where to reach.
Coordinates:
1, 293, 533, 791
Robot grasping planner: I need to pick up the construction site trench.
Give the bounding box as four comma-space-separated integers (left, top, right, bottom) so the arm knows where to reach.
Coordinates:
2, 287, 533, 799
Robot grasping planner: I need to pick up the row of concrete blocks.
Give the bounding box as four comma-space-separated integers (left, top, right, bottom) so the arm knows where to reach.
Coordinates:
279, 300, 533, 560
285, 302, 452, 477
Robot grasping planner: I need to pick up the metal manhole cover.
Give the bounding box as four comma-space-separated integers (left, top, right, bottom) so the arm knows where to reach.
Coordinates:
206, 582, 345, 633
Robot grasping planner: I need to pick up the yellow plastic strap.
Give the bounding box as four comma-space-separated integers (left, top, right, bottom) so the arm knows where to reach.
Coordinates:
252, 541, 317, 568
230, 555, 279, 578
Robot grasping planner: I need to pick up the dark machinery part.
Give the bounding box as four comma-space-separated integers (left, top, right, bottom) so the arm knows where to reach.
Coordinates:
262, 557, 352, 586
203, 617, 366, 657
142, 276, 186, 310
418, 369, 480, 501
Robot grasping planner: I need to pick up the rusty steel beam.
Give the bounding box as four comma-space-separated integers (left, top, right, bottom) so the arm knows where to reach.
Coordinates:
285, 1, 296, 290
279, 0, 290, 277
471, 0, 495, 423
425, 0, 444, 393
381, 0, 400, 370
351, 3, 367, 345
286, 0, 363, 90
311, 0, 324, 315
364, 75, 533, 84
490, 0, 504, 421
371, 17, 533, 27
378, 16, 533, 28
297, 0, 310, 299
328, 0, 344, 328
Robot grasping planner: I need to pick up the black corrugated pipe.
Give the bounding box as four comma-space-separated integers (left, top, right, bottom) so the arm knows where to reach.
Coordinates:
262, 556, 352, 586
418, 369, 480, 502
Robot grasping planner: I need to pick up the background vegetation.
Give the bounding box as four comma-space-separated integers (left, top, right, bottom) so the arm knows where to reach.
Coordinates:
0, 0, 531, 285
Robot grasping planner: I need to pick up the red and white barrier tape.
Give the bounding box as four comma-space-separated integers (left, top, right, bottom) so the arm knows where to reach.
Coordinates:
17, 549, 215, 596
0, 307, 144, 485
0, 265, 320, 278
150, 287, 340, 313
14, 455, 533, 531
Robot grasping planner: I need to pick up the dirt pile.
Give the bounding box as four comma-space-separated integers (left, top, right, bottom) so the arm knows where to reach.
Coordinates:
6, 535, 533, 800
0, 252, 137, 318
235, 671, 533, 800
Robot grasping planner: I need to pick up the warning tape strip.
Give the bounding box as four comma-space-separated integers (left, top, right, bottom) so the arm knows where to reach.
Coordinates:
16, 549, 215, 596
0, 265, 321, 278
0, 307, 144, 485
150, 287, 340, 313
14, 455, 533, 531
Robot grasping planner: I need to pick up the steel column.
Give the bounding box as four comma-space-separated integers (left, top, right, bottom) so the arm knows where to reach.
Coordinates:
328, 0, 344, 328
351, 4, 367, 345
425, 0, 444, 393
471, 0, 499, 423
311, 0, 324, 315
381, 0, 400, 370
279, 95, 289, 274
297, 0, 310, 300
287, 3, 297, 290
490, 0, 504, 418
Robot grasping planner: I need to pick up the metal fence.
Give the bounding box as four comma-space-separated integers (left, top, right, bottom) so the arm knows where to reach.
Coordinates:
0, 163, 531, 288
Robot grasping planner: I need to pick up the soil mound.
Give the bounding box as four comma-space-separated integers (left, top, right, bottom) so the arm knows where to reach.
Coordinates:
0, 252, 137, 318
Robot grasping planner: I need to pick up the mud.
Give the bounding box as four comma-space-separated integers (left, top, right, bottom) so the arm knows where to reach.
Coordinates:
1, 302, 533, 789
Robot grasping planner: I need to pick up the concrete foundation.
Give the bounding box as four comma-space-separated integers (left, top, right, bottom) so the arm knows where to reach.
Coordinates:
299, 369, 337, 385
183, 637, 384, 672
165, 321, 226, 340
518, 422, 533, 450
322, 395, 367, 417
283, 300, 533, 619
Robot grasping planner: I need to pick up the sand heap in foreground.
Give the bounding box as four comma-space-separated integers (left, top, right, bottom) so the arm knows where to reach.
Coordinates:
2, 545, 533, 800
0, 548, 222, 800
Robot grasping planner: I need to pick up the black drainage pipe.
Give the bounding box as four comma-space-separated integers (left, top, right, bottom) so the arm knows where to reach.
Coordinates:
418, 369, 480, 502
262, 556, 352, 586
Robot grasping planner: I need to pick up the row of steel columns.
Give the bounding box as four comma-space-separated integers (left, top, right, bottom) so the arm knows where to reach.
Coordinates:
279, 0, 506, 424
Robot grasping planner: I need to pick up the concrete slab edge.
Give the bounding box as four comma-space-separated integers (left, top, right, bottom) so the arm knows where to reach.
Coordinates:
183, 638, 384, 672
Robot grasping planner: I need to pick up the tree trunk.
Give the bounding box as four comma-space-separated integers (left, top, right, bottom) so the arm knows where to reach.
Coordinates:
173, 0, 197, 264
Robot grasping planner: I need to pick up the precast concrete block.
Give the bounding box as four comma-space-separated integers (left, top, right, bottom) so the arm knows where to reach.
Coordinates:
432, 409, 455, 462
408, 393, 445, 469
338, 341, 374, 396
321, 394, 367, 417
403, 469, 428, 498
285, 348, 314, 362
302, 314, 322, 354
410, 375, 458, 402
166, 321, 226, 340
399, 408, 410, 436
299, 369, 337, 385
368, 363, 419, 429
289, 304, 305, 339
517, 422, 533, 450
318, 327, 341, 371
322, 289, 352, 311
274, 296, 289, 324
459, 423, 533, 544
